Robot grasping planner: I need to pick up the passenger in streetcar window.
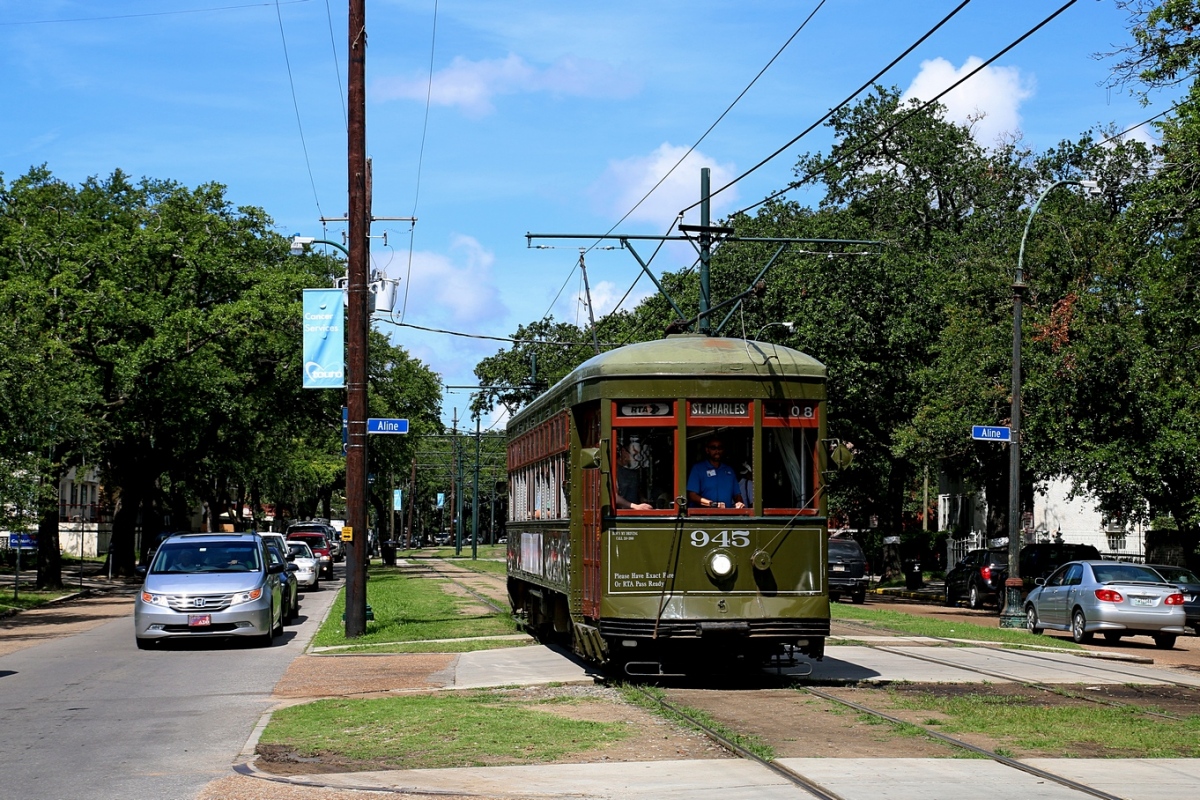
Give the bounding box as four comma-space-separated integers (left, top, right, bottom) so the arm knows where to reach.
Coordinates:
615, 442, 653, 510
687, 436, 745, 509
737, 462, 754, 507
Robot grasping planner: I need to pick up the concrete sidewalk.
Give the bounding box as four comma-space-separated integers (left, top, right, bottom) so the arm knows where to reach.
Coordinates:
238, 756, 1200, 800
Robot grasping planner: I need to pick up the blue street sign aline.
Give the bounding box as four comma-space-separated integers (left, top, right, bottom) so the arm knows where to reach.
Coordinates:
367, 418, 409, 435
972, 425, 1012, 442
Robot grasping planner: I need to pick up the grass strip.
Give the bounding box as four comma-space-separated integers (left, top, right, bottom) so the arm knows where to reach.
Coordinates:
884, 687, 1200, 757
831, 603, 1080, 649
314, 637, 532, 655
259, 691, 630, 769
312, 569, 516, 649
617, 684, 775, 761
0, 588, 77, 612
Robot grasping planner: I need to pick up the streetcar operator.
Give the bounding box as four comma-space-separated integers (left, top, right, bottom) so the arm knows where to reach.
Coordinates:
687, 436, 745, 509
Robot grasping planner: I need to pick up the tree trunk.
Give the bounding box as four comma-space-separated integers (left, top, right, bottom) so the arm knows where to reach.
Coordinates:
36, 479, 63, 590
109, 486, 142, 577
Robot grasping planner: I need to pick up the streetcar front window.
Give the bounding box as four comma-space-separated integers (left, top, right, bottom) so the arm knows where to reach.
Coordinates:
685, 399, 753, 514
612, 427, 675, 512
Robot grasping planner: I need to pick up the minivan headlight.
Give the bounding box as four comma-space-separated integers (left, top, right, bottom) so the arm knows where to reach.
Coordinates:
141, 592, 169, 607
230, 587, 264, 606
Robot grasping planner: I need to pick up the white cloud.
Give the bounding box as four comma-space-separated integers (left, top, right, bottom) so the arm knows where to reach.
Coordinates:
377, 235, 507, 325
373, 54, 640, 118
902, 56, 1033, 146
591, 143, 739, 227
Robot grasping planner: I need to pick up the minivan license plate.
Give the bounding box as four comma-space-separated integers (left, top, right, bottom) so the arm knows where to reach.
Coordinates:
832, 565, 845, 572
188, 614, 212, 627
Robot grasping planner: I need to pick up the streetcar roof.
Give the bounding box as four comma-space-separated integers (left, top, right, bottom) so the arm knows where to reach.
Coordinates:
513, 335, 826, 426
571, 335, 826, 381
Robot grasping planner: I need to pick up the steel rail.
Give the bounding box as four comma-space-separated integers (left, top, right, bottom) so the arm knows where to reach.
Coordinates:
834, 616, 1200, 696
800, 686, 1128, 800
629, 685, 847, 800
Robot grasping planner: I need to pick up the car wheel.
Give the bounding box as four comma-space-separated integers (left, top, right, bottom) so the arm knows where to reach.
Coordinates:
967, 583, 981, 610
1071, 608, 1092, 643
944, 585, 956, 607
272, 600, 285, 637
1025, 605, 1042, 635
259, 601, 277, 647
282, 592, 293, 625
311, 578, 319, 592
1153, 633, 1177, 649
829, 592, 840, 603
852, 589, 866, 605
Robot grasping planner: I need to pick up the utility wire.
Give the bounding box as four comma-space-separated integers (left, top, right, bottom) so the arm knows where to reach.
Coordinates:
400, 0, 440, 324
596, 0, 828, 242
323, 0, 347, 127
537, 1, 827, 325
380, 319, 621, 348
0, 0, 311, 25
682, 0, 975, 215
729, 0, 1079, 217
274, 0, 323, 217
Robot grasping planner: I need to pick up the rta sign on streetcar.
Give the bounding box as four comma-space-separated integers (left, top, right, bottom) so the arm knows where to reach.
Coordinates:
971, 425, 1012, 442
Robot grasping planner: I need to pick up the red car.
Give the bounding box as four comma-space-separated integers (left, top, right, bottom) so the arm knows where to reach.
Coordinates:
286, 530, 334, 579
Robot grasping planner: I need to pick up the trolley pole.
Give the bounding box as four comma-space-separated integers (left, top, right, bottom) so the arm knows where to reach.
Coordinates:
698, 168, 712, 334
344, 0, 370, 637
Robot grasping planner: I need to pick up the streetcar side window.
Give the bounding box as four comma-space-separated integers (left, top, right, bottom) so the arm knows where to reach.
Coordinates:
762, 400, 819, 514
684, 400, 753, 514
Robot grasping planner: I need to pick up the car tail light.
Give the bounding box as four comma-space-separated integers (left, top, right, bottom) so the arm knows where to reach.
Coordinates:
1165, 593, 1185, 605
1094, 588, 1124, 603
981, 566, 992, 581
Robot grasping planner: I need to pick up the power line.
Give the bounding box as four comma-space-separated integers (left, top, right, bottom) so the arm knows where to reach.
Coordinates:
683, 0, 975, 216
730, 0, 1079, 218
274, 0, 324, 217
0, 0, 311, 26
379, 319, 621, 347
323, 0, 347, 128
401, 0, 441, 324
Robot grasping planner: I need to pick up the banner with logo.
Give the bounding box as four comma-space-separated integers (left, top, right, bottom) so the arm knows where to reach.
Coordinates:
302, 289, 344, 388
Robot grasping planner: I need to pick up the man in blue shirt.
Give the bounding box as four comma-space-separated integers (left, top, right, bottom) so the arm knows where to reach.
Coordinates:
687, 436, 745, 509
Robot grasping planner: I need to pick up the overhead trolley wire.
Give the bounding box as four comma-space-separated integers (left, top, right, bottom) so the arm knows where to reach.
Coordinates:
577, 1, 830, 326
399, 0, 440, 324
274, 0, 324, 217
681, 0, 976, 216
726, 0, 1080, 218
323, 0, 347, 127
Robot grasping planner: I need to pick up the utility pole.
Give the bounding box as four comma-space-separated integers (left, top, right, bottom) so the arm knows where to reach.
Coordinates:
698, 168, 712, 334
344, 0, 369, 637
472, 416, 480, 559
406, 457, 416, 548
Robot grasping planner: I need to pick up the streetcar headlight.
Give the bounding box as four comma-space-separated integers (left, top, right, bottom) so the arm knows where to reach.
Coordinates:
708, 551, 735, 579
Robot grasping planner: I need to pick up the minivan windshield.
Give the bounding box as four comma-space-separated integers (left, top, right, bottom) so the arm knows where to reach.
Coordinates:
151, 542, 262, 574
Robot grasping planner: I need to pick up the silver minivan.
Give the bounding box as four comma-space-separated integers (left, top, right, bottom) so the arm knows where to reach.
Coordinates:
134, 532, 285, 649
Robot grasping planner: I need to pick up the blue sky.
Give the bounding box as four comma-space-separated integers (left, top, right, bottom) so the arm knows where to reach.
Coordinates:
0, 1, 1178, 428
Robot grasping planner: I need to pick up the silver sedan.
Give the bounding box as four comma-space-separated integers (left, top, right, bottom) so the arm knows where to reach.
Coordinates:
1024, 560, 1187, 649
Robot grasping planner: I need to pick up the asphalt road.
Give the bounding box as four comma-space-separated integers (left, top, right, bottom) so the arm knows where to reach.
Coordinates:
0, 565, 343, 800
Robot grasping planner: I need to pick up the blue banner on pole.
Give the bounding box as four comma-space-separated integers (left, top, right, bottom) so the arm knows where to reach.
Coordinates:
302, 289, 345, 388
437, 493, 445, 509
393, 489, 403, 509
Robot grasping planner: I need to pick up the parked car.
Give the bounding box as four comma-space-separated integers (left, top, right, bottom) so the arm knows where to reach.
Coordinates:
944, 548, 1009, 610
1024, 560, 1187, 648
134, 532, 285, 649
259, 533, 299, 624
289, 521, 342, 562
1018, 542, 1101, 588
287, 540, 320, 591
286, 529, 334, 579
828, 537, 869, 604
1144, 563, 1200, 634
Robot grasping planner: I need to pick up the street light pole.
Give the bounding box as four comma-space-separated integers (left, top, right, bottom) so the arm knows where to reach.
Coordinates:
999, 179, 1097, 629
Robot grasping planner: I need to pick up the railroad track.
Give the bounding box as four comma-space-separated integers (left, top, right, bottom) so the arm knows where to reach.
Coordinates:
400, 557, 510, 615
629, 678, 1145, 800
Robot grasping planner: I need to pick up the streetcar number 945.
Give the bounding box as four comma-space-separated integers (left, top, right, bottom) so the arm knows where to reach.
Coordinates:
690, 530, 750, 548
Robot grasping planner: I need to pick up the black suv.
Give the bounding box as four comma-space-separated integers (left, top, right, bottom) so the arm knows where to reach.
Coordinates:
1018, 542, 1101, 588
828, 538, 869, 604
944, 548, 1008, 610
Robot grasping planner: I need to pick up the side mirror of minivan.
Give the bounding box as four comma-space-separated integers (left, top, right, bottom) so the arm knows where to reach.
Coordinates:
268, 562, 287, 574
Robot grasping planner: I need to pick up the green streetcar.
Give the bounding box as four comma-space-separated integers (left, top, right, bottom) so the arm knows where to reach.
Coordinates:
505, 333, 837, 675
